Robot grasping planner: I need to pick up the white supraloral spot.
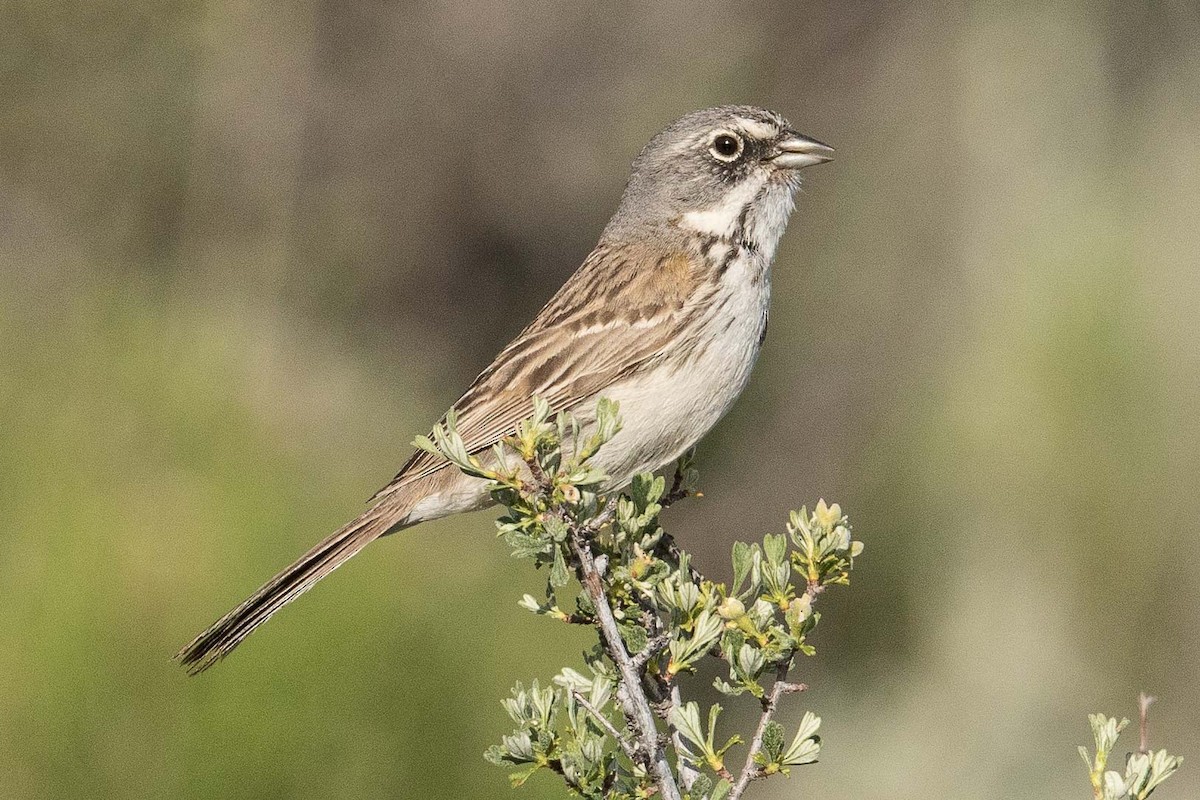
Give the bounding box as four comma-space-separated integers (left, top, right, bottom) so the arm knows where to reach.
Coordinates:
735, 117, 779, 140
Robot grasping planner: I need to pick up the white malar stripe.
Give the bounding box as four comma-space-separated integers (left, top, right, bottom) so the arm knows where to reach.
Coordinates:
679, 173, 767, 238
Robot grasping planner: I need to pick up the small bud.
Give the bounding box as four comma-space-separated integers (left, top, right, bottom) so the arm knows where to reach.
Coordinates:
787, 594, 812, 625
561, 484, 581, 503
629, 552, 653, 579
717, 596, 746, 620
813, 499, 842, 531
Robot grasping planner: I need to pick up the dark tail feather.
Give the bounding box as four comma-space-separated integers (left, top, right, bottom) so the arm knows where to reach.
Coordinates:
176, 498, 412, 675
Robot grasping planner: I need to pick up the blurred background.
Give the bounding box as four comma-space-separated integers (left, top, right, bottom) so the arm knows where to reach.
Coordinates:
3, 2, 1199, 797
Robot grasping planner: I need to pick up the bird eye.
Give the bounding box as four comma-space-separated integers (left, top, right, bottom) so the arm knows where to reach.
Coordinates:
709, 132, 744, 162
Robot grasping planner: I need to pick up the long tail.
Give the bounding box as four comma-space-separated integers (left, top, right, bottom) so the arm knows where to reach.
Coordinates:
176, 492, 414, 675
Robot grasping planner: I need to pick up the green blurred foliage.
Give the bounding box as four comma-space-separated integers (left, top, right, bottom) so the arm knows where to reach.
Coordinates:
2, 2, 1199, 798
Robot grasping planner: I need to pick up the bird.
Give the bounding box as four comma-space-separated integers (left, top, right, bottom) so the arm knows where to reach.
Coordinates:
177, 105, 833, 674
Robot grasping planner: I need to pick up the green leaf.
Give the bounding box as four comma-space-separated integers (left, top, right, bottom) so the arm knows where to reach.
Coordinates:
504, 528, 552, 559
649, 474, 666, 504
731, 541, 753, 593
621, 622, 648, 654
553, 667, 592, 693
763, 533, 787, 566
501, 731, 536, 762
667, 606, 725, 676
1126, 748, 1184, 798
544, 514, 568, 543
706, 703, 723, 750
669, 701, 706, 753
630, 473, 652, 506
578, 397, 622, 460
531, 395, 551, 425
781, 735, 820, 767
759, 720, 785, 764
709, 778, 732, 800
483, 744, 507, 766
1103, 771, 1125, 799
550, 546, 570, 588
629, 472, 665, 509
735, 643, 764, 680
793, 709, 820, 741
712, 677, 747, 697
411, 434, 439, 456
706, 704, 742, 759
780, 711, 821, 766
507, 763, 543, 787
1088, 714, 1128, 769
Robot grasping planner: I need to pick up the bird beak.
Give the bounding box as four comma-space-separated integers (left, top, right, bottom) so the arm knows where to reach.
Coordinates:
770, 132, 835, 169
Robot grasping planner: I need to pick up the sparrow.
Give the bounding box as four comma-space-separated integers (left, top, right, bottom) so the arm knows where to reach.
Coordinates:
178, 105, 833, 674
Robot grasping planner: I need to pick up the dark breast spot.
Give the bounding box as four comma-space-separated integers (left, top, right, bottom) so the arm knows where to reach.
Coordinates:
715, 246, 739, 278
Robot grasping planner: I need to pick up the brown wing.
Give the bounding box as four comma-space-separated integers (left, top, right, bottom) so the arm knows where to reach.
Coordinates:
373, 237, 716, 498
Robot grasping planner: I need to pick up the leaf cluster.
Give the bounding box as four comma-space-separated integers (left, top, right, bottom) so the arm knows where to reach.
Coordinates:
417, 400, 860, 799
1080, 713, 1182, 800
710, 499, 859, 700
484, 670, 637, 796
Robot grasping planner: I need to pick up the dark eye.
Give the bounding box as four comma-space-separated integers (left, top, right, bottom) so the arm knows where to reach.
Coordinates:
709, 132, 744, 162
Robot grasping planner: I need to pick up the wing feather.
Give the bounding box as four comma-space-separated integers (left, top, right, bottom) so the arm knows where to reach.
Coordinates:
374, 237, 716, 497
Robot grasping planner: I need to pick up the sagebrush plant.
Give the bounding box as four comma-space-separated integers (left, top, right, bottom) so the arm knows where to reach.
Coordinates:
1080, 695, 1182, 800
416, 398, 862, 799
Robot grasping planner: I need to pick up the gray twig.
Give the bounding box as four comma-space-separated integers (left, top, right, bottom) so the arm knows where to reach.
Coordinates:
632, 633, 670, 671
571, 689, 639, 762
728, 665, 807, 800
660, 455, 694, 509
582, 496, 619, 536
728, 577, 827, 800
567, 526, 682, 800
1139, 691, 1156, 754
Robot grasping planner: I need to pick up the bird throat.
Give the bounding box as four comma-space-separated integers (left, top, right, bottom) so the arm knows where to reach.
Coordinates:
679, 172, 798, 264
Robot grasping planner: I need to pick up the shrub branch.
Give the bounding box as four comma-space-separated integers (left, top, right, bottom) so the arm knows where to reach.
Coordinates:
567, 520, 683, 800
421, 399, 863, 800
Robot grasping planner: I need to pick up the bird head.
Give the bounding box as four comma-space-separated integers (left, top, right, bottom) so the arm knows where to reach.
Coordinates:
605, 105, 833, 260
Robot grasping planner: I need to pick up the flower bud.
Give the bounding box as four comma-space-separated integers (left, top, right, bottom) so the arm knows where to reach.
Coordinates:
717, 596, 746, 620
813, 499, 842, 530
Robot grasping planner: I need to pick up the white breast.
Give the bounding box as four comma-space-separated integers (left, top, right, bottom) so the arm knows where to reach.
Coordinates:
592, 248, 770, 486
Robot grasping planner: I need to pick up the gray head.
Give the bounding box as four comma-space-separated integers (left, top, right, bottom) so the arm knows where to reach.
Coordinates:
603, 106, 832, 259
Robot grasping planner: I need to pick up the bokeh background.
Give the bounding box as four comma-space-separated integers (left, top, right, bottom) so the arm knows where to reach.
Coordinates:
4, 2, 1200, 798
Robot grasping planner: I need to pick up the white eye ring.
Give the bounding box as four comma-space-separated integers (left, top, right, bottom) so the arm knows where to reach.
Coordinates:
708, 131, 744, 162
